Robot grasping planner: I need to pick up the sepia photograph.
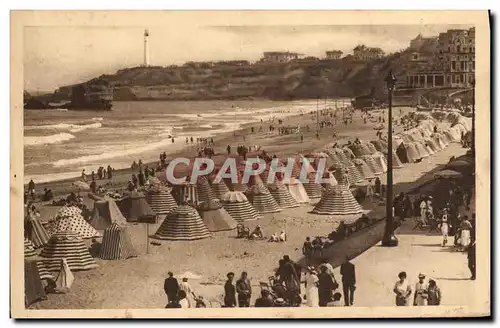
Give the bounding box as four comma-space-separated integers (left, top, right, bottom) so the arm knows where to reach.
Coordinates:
10, 10, 490, 318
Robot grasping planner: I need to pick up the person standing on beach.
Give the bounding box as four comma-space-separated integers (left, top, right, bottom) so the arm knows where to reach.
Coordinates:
393, 271, 412, 306
227, 145, 231, 155
28, 179, 36, 200
236, 272, 252, 307
224, 272, 237, 308
439, 209, 450, 246
302, 237, 313, 264
107, 166, 112, 180
131, 174, 138, 189
164, 272, 179, 304
318, 265, 335, 307
467, 239, 476, 280
138, 170, 145, 187
413, 273, 428, 306
90, 178, 97, 194
340, 257, 356, 306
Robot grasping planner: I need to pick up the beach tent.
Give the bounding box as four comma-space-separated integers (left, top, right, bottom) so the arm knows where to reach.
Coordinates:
389, 151, 404, 169
302, 173, 324, 199
286, 178, 310, 204
25, 217, 50, 248
36, 261, 55, 281
48, 206, 100, 239
311, 185, 364, 216
40, 231, 98, 271
118, 191, 157, 222
321, 171, 339, 193
396, 142, 418, 163
289, 154, 316, 178
326, 149, 341, 163
336, 148, 351, 163
342, 148, 356, 161
345, 161, 364, 185
25, 238, 37, 258
170, 183, 199, 205
260, 160, 287, 185
220, 165, 249, 193
361, 155, 383, 175
98, 223, 138, 260
267, 181, 300, 209
426, 138, 440, 153
209, 178, 230, 199
373, 153, 388, 173
24, 260, 46, 307
352, 158, 375, 180
366, 143, 378, 154
89, 199, 128, 230
145, 185, 178, 215
220, 191, 260, 222
370, 140, 386, 153
196, 176, 217, 204
330, 163, 349, 185
151, 205, 211, 241
54, 258, 75, 293
197, 199, 238, 232
245, 183, 282, 214
306, 152, 332, 172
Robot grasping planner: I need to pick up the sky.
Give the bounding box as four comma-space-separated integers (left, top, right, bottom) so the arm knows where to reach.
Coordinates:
24, 23, 472, 92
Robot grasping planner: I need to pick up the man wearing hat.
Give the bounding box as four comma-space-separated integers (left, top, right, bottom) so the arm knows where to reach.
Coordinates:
224, 272, 237, 307
414, 273, 428, 306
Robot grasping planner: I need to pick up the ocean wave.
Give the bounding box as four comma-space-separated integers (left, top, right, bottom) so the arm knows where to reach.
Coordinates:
25, 122, 102, 133
25, 133, 76, 146
92, 117, 104, 121
199, 124, 213, 128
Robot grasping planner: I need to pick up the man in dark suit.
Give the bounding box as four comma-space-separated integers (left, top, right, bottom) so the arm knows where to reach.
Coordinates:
340, 257, 356, 306
164, 271, 179, 304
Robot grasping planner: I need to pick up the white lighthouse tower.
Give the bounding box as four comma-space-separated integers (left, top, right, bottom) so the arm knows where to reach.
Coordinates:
143, 29, 150, 67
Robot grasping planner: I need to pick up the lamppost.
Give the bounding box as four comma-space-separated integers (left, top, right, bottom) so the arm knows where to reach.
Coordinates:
382, 70, 397, 247
471, 78, 475, 155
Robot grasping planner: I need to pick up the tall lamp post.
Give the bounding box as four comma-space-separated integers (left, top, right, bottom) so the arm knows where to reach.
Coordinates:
382, 70, 397, 247
471, 78, 475, 155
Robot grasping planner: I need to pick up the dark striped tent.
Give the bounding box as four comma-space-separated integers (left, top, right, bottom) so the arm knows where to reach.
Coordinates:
89, 199, 128, 230
171, 183, 199, 205
117, 191, 157, 222
302, 173, 323, 199
145, 185, 178, 215
39, 231, 98, 271
345, 161, 364, 185
209, 179, 230, 199
151, 205, 211, 241
311, 185, 364, 216
361, 155, 383, 175
220, 191, 260, 223
245, 183, 281, 214
25, 238, 37, 258
267, 182, 299, 209
197, 199, 238, 232
352, 158, 375, 180
25, 217, 50, 248
196, 176, 216, 204
98, 223, 138, 260
25, 260, 46, 307
36, 261, 55, 281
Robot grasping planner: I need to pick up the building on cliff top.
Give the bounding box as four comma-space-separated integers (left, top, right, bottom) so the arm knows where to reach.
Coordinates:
352, 45, 385, 61
325, 50, 343, 60
260, 51, 303, 63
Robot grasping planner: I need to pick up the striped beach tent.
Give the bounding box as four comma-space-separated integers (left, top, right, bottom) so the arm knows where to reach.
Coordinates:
49, 206, 100, 239
98, 223, 138, 260
197, 199, 238, 232
89, 199, 128, 230
40, 231, 98, 271
118, 191, 157, 222
25, 238, 37, 258
267, 182, 299, 209
171, 183, 199, 205
366, 143, 378, 154
289, 154, 316, 179
220, 191, 260, 222
286, 178, 310, 204
342, 147, 356, 161
361, 155, 383, 175
414, 141, 430, 158
35, 261, 55, 281
345, 161, 364, 185
321, 171, 339, 193
311, 185, 364, 216
25, 217, 50, 248
151, 205, 211, 241
330, 163, 349, 186
334, 148, 351, 163
209, 178, 230, 199
326, 149, 341, 163
24, 261, 46, 307
145, 185, 178, 215
196, 176, 216, 204
352, 158, 375, 180
302, 173, 323, 199
246, 183, 281, 214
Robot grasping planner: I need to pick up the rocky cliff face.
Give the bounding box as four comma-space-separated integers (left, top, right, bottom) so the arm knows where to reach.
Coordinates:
52, 50, 411, 102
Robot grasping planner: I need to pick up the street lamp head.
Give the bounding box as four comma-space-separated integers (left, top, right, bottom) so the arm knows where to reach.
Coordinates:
385, 70, 397, 91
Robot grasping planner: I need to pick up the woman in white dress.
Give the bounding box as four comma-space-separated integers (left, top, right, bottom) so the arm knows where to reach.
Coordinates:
179, 277, 196, 308
460, 216, 472, 250
439, 210, 450, 246
304, 268, 319, 307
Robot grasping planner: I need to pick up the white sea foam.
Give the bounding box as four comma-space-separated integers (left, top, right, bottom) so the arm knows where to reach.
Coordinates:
24, 133, 76, 146
199, 124, 213, 128
25, 122, 102, 133
92, 117, 104, 121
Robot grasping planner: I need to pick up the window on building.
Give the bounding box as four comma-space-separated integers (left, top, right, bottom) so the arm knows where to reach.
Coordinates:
456, 45, 460, 52
419, 76, 425, 85
435, 75, 444, 86
472, 61, 475, 70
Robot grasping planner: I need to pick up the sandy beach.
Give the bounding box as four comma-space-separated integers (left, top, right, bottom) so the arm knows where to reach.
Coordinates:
26, 107, 471, 310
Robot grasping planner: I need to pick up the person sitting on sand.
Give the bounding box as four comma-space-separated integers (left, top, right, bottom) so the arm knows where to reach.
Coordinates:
279, 230, 287, 242
249, 225, 263, 239
97, 185, 105, 194
255, 289, 274, 307
42, 188, 53, 201
269, 233, 279, 242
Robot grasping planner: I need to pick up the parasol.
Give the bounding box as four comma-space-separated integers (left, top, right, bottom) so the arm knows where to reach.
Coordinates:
434, 169, 463, 179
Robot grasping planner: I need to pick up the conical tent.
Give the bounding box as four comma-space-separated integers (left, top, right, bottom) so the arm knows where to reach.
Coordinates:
49, 206, 100, 239
389, 151, 404, 169
302, 173, 323, 199
326, 150, 341, 163
366, 143, 377, 154
334, 148, 351, 163
345, 161, 364, 184
40, 231, 98, 271
361, 156, 383, 175
151, 205, 211, 241
373, 154, 388, 173
331, 163, 349, 186
25, 238, 37, 258
289, 155, 316, 178
342, 147, 356, 161
145, 185, 178, 215
220, 191, 260, 222
117, 191, 157, 222
54, 258, 75, 292
24, 260, 46, 307
171, 183, 199, 205
311, 185, 364, 216
286, 178, 310, 204
352, 158, 375, 180
98, 223, 138, 260
197, 199, 238, 232
245, 184, 281, 214
25, 217, 50, 248
89, 199, 128, 230
267, 182, 299, 208
196, 176, 217, 204
415, 141, 430, 158
36, 261, 55, 281
209, 179, 231, 199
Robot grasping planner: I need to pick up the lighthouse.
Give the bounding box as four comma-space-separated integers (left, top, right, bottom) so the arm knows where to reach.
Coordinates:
143, 29, 150, 67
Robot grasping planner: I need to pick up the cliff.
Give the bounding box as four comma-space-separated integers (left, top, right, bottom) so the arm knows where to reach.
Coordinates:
48, 50, 413, 102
